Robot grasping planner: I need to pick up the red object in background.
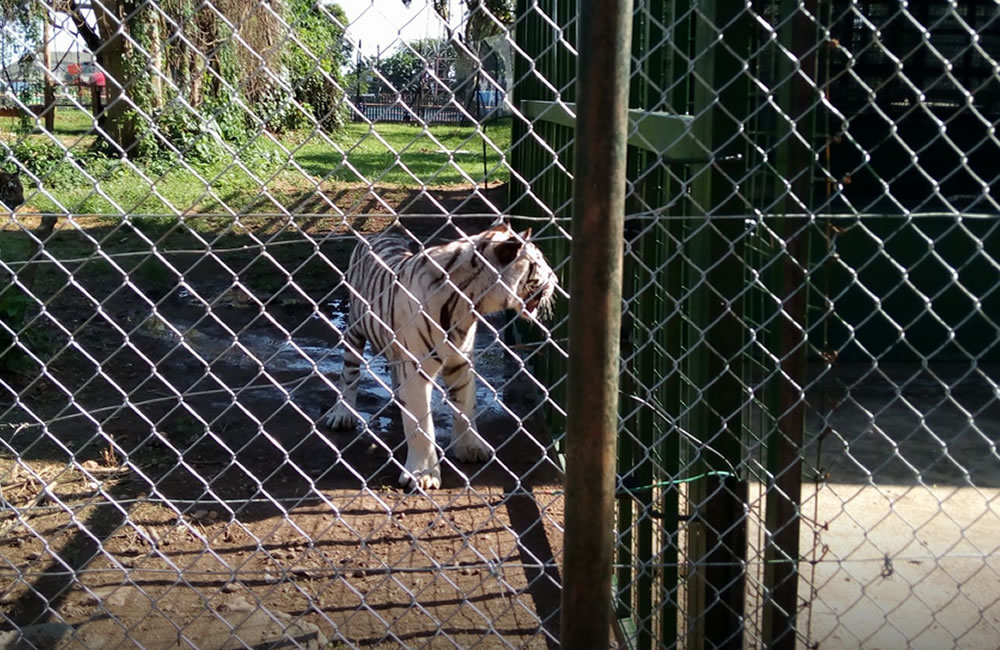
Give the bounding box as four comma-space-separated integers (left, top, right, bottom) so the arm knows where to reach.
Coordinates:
66, 62, 104, 87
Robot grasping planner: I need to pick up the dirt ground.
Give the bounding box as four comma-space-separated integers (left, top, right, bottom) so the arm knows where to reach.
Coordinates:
0, 185, 566, 648
1, 187, 997, 648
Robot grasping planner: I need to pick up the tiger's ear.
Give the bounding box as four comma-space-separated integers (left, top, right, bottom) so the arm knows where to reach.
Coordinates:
486, 221, 514, 237
494, 239, 523, 266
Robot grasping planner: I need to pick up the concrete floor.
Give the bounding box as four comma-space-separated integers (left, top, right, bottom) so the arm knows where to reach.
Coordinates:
799, 363, 1000, 649
803, 482, 1000, 649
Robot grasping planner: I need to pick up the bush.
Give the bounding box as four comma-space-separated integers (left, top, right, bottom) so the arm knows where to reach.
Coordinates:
7, 138, 126, 189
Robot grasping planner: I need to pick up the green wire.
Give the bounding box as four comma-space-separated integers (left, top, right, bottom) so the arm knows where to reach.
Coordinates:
617, 470, 737, 495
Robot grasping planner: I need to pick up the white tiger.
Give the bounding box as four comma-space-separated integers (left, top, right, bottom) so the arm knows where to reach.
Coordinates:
324, 223, 558, 489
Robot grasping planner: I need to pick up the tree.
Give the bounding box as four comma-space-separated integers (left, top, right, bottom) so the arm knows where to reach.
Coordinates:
0, 3, 41, 70
0, 0, 350, 158
375, 39, 455, 99
399, 0, 513, 47
400, 0, 513, 109
283, 0, 350, 129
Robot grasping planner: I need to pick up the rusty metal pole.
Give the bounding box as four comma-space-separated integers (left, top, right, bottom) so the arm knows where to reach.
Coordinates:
763, 0, 817, 646
560, 0, 633, 647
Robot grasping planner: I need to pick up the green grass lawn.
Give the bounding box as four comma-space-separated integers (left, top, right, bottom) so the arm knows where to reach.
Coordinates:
2, 108, 512, 217
295, 120, 512, 187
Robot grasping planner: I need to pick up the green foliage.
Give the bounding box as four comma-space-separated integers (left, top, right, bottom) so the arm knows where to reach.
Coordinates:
0, 3, 42, 136
8, 138, 128, 189
252, 86, 312, 134
0, 2, 42, 66
14, 109, 34, 137
0, 289, 29, 325
400, 0, 514, 42
463, 0, 514, 40
6, 110, 513, 216
132, 256, 176, 300
163, 414, 202, 447
283, 0, 350, 131
344, 69, 373, 98
0, 1, 40, 31
151, 103, 234, 165
3, 0, 355, 164
376, 49, 422, 95
8, 139, 66, 176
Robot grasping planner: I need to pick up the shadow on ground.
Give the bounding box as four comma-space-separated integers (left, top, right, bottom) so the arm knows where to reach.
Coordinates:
0, 194, 564, 647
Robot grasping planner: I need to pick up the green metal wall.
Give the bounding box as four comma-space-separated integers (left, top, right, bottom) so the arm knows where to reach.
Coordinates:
511, 1, 815, 647
511, 1, 998, 647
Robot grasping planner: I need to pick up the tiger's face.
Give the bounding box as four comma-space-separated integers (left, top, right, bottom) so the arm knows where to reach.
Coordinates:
480, 223, 558, 322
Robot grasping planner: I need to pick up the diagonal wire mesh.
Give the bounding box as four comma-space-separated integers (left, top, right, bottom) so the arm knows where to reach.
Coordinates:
0, 0, 997, 648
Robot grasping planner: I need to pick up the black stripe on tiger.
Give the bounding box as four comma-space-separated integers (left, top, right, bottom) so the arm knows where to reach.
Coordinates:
440, 292, 460, 334
443, 249, 462, 273
442, 360, 470, 378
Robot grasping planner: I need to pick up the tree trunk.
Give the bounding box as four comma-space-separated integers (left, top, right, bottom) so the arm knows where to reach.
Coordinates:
454, 47, 479, 114
42, 16, 55, 132
90, 0, 165, 155
93, 0, 138, 155
147, 12, 164, 111
65, 0, 106, 128
190, 47, 205, 108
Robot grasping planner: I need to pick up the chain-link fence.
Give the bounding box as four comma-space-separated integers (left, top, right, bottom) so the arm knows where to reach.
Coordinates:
0, 0, 997, 648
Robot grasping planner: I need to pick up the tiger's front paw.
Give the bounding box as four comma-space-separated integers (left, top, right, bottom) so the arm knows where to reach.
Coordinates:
399, 450, 442, 490
324, 405, 357, 430
453, 434, 492, 463
399, 464, 442, 490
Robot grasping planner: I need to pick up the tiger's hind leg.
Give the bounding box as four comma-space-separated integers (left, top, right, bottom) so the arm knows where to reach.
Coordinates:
442, 357, 491, 464
396, 362, 442, 489
324, 331, 366, 430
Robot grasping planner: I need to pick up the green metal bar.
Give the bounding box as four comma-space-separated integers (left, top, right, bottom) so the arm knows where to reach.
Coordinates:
660, 224, 682, 650
509, 0, 536, 211
619, 125, 644, 640
624, 10, 649, 647
511, 0, 574, 468
520, 101, 699, 159
662, 2, 690, 644
561, 0, 633, 646
634, 10, 660, 647
684, 3, 751, 648
619, 216, 638, 636
636, 229, 657, 650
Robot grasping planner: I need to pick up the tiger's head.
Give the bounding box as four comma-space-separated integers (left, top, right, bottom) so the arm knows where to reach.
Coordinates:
476, 223, 558, 321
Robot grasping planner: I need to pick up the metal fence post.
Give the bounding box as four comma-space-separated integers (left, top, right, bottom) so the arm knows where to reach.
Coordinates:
762, 1, 818, 646
560, 0, 633, 647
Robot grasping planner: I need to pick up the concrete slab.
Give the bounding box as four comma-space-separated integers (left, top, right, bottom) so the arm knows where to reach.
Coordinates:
802, 483, 1000, 649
